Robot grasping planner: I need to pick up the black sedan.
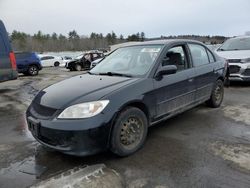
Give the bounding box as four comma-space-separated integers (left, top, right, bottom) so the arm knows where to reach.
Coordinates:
26, 40, 227, 156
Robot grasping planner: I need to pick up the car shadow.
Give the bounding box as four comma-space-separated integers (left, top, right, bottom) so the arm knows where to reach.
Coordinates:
229, 81, 250, 87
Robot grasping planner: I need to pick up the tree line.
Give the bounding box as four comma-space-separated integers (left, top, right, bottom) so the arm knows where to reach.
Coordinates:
10, 30, 146, 52
10, 29, 227, 52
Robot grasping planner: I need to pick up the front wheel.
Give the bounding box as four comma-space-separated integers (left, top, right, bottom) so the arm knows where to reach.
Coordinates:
206, 79, 224, 108
110, 107, 148, 157
75, 64, 82, 71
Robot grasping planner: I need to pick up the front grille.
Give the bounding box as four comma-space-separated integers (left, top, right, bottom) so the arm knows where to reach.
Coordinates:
30, 102, 57, 119
242, 69, 250, 76
229, 65, 241, 74
228, 59, 241, 63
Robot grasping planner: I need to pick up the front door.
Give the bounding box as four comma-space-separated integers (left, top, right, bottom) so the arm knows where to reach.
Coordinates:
153, 44, 196, 120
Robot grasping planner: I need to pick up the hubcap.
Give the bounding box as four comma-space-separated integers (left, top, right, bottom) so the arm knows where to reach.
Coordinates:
76, 65, 81, 71
120, 117, 143, 148
30, 67, 37, 75
214, 85, 222, 102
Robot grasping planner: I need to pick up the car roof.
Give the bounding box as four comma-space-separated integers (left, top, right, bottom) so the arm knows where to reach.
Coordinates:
117, 39, 205, 47
231, 35, 250, 39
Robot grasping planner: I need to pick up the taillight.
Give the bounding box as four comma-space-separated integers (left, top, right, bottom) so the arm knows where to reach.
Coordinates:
9, 52, 17, 70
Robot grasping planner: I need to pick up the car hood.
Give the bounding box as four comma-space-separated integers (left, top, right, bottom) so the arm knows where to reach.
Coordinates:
33, 74, 138, 109
216, 50, 250, 59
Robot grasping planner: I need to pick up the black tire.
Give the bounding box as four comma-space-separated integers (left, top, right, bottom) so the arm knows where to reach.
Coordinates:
75, 64, 82, 71
110, 107, 148, 157
206, 79, 224, 108
28, 65, 39, 76
54, 61, 60, 67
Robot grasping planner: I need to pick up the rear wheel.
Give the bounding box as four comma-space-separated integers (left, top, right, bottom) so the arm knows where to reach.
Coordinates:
54, 61, 60, 67
206, 79, 224, 108
110, 107, 148, 157
28, 65, 39, 76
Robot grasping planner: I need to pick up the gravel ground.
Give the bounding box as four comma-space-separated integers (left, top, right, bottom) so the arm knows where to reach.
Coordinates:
0, 67, 250, 188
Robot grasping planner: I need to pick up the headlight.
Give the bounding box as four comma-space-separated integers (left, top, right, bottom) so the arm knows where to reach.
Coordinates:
58, 100, 109, 119
241, 58, 250, 63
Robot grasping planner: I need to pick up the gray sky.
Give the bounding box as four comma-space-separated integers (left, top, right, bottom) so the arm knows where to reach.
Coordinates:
0, 0, 250, 37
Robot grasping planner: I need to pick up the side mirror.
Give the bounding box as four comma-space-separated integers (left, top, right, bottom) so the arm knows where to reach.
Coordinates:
155, 65, 177, 80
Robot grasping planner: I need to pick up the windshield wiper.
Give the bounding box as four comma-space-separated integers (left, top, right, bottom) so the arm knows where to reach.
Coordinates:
98, 72, 132, 77
87, 71, 95, 75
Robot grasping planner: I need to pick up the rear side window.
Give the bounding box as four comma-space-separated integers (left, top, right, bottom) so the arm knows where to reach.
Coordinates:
188, 44, 209, 66
0, 34, 7, 54
207, 49, 215, 63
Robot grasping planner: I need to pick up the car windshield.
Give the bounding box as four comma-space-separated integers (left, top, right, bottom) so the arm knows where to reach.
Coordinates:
75, 54, 84, 60
90, 45, 163, 77
218, 37, 250, 51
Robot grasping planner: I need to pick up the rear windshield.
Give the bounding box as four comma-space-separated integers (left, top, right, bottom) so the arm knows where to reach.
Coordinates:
218, 37, 250, 51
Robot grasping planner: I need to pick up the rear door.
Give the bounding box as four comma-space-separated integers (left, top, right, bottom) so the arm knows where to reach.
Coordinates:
153, 43, 196, 120
41, 56, 54, 67
188, 43, 217, 102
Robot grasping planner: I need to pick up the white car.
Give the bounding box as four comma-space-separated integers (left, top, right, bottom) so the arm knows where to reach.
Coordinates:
61, 56, 73, 67
39, 55, 64, 67
216, 36, 250, 82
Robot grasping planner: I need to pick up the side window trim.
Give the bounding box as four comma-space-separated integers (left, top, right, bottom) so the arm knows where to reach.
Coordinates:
206, 48, 216, 63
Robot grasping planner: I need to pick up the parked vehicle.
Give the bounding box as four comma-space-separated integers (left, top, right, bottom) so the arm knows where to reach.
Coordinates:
39, 55, 63, 67
27, 40, 227, 157
90, 52, 110, 69
0, 20, 18, 82
66, 51, 104, 71
60, 56, 72, 67
15, 52, 42, 76
216, 36, 250, 81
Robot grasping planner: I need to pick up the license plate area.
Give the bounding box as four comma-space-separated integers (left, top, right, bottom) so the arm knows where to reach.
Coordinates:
27, 116, 40, 137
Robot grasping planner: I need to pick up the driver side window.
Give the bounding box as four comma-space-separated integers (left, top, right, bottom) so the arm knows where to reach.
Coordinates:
162, 46, 188, 72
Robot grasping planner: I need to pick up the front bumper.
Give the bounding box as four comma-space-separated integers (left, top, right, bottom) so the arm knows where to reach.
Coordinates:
26, 108, 112, 156
229, 63, 250, 81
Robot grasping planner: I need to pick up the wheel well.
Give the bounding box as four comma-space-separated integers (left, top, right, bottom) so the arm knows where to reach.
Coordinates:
107, 101, 150, 148
125, 102, 149, 118
29, 64, 38, 68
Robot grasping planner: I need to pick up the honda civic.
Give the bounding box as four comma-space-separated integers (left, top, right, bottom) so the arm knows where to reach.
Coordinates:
26, 39, 227, 156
